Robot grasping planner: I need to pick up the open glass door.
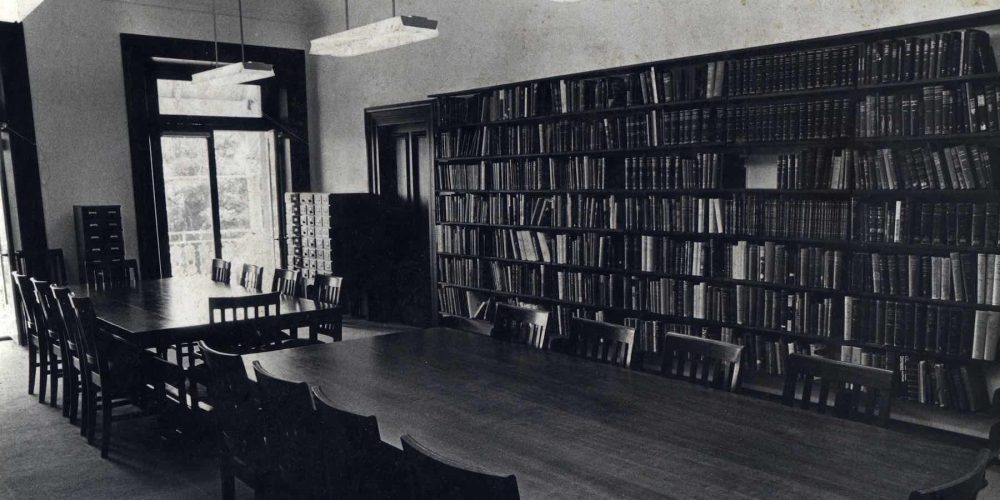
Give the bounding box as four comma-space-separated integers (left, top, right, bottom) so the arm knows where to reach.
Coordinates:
157, 130, 280, 278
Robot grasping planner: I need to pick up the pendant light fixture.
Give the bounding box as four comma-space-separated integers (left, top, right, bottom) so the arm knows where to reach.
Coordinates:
0, 0, 46, 22
310, 0, 438, 58
193, 0, 275, 86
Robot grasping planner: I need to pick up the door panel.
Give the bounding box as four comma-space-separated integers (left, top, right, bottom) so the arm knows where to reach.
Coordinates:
215, 130, 280, 270
160, 135, 216, 277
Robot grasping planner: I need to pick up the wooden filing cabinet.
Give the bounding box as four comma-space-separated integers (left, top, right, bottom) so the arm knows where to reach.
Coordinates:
73, 205, 125, 283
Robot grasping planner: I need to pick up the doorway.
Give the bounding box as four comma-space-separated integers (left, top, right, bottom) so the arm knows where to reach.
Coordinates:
158, 130, 280, 278
365, 101, 435, 326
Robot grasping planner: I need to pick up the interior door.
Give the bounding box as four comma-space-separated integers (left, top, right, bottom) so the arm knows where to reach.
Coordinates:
367, 102, 435, 326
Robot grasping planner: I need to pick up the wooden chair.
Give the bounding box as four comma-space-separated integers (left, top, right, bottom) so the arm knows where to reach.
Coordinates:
31, 279, 70, 412
401, 434, 520, 500
45, 249, 68, 285
908, 448, 992, 500
239, 264, 264, 292
566, 317, 636, 368
13, 273, 50, 403
70, 296, 146, 458
271, 268, 300, 297
781, 353, 895, 427
660, 332, 744, 392
490, 303, 549, 349
85, 260, 137, 291
253, 361, 325, 499
207, 293, 282, 352
309, 274, 344, 342
312, 386, 405, 499
53, 285, 90, 436
198, 341, 276, 500
211, 258, 232, 284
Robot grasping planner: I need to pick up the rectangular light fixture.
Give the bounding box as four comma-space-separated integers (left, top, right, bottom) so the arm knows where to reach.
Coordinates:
191, 61, 275, 87
0, 0, 46, 22
310, 16, 438, 57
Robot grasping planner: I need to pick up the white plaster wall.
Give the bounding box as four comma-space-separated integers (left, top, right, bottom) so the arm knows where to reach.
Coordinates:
306, 0, 1000, 194
20, 0, 310, 282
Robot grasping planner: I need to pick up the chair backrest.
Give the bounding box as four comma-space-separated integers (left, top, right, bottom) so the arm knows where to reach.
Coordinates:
310, 386, 384, 498
208, 293, 280, 350
567, 317, 635, 368
781, 353, 895, 427
271, 268, 300, 297
124, 259, 140, 284
253, 361, 323, 498
908, 448, 992, 500
30, 279, 63, 346
45, 249, 68, 286
12, 250, 27, 274
12, 273, 41, 340
312, 274, 343, 305
52, 286, 83, 363
211, 258, 232, 284
491, 303, 550, 350
240, 264, 264, 292
69, 296, 108, 375
197, 341, 268, 470
401, 434, 520, 500
660, 333, 744, 392
85, 261, 135, 291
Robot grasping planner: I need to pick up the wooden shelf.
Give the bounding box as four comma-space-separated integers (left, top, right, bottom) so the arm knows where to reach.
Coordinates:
431, 10, 1000, 443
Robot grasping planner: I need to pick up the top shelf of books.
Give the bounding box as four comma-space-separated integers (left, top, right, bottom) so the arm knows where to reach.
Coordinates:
437, 25, 1000, 129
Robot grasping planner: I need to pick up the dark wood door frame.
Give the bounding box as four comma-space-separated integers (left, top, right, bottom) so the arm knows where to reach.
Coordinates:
365, 100, 437, 324
121, 34, 309, 280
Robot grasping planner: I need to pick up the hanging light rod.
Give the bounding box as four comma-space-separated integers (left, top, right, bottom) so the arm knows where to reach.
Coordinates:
193, 0, 274, 86
310, 0, 438, 58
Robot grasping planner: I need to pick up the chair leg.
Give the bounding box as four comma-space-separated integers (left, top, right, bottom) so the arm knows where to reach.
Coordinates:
101, 395, 112, 458
220, 462, 236, 500
49, 357, 59, 407
87, 388, 98, 445
27, 344, 36, 395
37, 350, 48, 404
61, 365, 72, 417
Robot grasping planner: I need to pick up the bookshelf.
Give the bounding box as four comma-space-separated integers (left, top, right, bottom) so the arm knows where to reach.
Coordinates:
430, 11, 1000, 441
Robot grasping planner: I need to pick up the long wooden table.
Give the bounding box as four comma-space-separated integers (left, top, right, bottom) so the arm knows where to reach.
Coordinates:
244, 328, 982, 499
70, 277, 341, 349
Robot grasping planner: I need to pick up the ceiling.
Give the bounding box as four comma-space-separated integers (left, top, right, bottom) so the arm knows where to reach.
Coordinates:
109, 0, 331, 26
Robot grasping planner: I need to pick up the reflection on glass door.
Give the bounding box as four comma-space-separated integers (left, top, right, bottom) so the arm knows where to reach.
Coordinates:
214, 131, 279, 271
160, 135, 216, 277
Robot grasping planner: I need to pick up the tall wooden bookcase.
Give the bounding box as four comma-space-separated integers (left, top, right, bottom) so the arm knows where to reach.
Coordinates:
430, 11, 1000, 443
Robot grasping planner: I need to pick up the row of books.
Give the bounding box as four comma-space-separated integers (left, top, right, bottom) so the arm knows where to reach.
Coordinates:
728, 241, 844, 290
434, 157, 610, 191
843, 296, 969, 355
436, 256, 481, 288
850, 144, 996, 190
730, 197, 853, 241
661, 107, 725, 145
726, 45, 859, 96
623, 153, 724, 190
973, 310, 1000, 361
855, 83, 998, 137
839, 346, 891, 369
734, 285, 839, 337
488, 261, 544, 296
623, 237, 716, 276
848, 252, 1000, 305
739, 336, 824, 376
860, 29, 997, 85
774, 148, 853, 190
623, 278, 729, 321
435, 225, 481, 255
622, 196, 727, 233
437, 286, 471, 317
899, 356, 991, 412
489, 229, 616, 267
555, 271, 617, 307
436, 193, 619, 228
854, 200, 1000, 248
727, 99, 854, 143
